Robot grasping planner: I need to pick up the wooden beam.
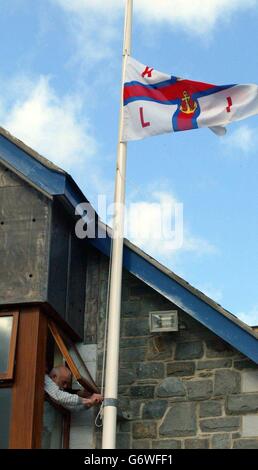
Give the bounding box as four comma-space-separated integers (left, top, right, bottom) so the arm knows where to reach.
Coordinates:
9, 306, 47, 449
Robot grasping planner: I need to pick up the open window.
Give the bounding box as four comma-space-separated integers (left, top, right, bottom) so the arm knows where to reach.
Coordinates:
0, 311, 19, 382
42, 319, 99, 449
48, 320, 99, 394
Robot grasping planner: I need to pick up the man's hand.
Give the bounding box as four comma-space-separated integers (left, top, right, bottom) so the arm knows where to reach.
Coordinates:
81, 393, 103, 409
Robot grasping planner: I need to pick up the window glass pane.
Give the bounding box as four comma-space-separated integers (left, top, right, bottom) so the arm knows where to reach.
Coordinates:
41, 400, 63, 449
0, 316, 13, 373
0, 388, 12, 449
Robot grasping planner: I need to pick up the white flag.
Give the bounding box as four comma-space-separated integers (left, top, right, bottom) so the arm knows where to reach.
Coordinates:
122, 57, 258, 141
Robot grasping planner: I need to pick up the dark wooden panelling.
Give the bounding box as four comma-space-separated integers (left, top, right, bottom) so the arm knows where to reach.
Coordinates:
0, 167, 50, 304
66, 235, 86, 337
47, 201, 70, 319
48, 200, 86, 338
0, 166, 86, 339
9, 306, 47, 448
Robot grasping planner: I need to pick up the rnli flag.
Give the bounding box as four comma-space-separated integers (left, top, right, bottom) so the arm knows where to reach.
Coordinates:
122, 57, 258, 141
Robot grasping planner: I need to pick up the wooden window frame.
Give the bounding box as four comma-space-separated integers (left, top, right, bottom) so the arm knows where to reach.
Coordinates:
48, 320, 99, 394
9, 307, 48, 449
0, 311, 19, 382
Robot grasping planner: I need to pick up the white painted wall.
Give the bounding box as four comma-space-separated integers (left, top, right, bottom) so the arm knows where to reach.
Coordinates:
242, 371, 258, 393
242, 415, 258, 437
69, 344, 98, 449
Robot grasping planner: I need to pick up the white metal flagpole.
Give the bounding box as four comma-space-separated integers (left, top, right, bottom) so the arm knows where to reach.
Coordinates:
101, 0, 133, 449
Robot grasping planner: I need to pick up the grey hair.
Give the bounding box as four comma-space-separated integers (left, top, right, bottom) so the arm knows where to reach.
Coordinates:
49, 365, 71, 378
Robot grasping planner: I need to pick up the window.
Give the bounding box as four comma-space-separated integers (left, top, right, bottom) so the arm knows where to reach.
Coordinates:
0, 312, 19, 381
43, 320, 99, 449
48, 320, 99, 394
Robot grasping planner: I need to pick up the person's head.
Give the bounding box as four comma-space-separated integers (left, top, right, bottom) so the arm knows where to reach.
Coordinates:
49, 365, 72, 390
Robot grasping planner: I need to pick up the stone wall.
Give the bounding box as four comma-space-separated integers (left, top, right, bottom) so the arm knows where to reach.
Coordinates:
89, 251, 258, 449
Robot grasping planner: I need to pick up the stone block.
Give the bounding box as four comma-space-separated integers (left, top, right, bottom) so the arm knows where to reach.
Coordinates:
233, 439, 258, 449
159, 403, 196, 437
211, 434, 231, 449
117, 395, 131, 421
242, 415, 258, 437
234, 359, 258, 370
123, 319, 149, 337
197, 359, 232, 370
142, 400, 168, 420
197, 371, 213, 378
120, 348, 146, 362
130, 285, 148, 297
186, 380, 213, 400
118, 386, 129, 395
122, 300, 141, 316
185, 438, 209, 449
226, 394, 258, 414
152, 439, 181, 449
175, 341, 204, 360
157, 378, 186, 397
200, 417, 240, 433
132, 440, 151, 449
121, 284, 130, 302
119, 369, 135, 385
199, 401, 222, 418
147, 335, 174, 360
133, 422, 157, 439
130, 386, 155, 399
117, 421, 131, 433
136, 362, 165, 379
167, 361, 195, 377
95, 433, 102, 450
206, 339, 235, 357
242, 370, 258, 393
116, 433, 131, 449
130, 400, 142, 419
120, 338, 148, 348
214, 370, 241, 396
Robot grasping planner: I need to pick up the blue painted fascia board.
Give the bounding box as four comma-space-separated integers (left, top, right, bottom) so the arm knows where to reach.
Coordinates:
0, 134, 65, 195
91, 235, 258, 364
64, 175, 89, 209
0, 134, 91, 212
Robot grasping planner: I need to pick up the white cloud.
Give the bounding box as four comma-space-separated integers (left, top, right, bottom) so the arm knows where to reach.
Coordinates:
120, 190, 217, 261
0, 76, 97, 171
54, 0, 257, 35
52, 0, 120, 67
237, 305, 258, 326
223, 125, 257, 154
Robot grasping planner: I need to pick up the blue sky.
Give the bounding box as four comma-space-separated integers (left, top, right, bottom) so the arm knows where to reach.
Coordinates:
0, 0, 257, 325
